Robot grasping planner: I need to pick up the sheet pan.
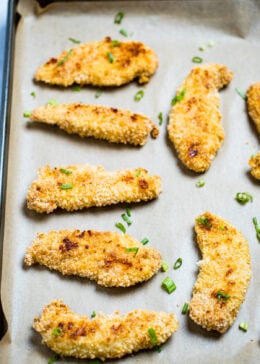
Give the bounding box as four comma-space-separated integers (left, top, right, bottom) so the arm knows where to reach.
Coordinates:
0, 0, 260, 363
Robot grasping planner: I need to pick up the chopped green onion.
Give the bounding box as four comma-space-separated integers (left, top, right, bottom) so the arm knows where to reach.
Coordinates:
141, 237, 149, 245
192, 56, 203, 63
239, 322, 248, 332
122, 213, 132, 226
95, 89, 103, 98
114, 11, 124, 24
162, 277, 176, 294
68, 37, 81, 44
48, 354, 60, 364
72, 85, 81, 92
51, 327, 62, 337
252, 217, 260, 241
196, 216, 212, 228
235, 88, 247, 100
47, 99, 59, 106
126, 206, 131, 217
199, 45, 206, 51
181, 302, 189, 314
115, 222, 126, 234
111, 39, 120, 47
107, 52, 114, 63
158, 112, 163, 126
217, 290, 230, 302
91, 311, 97, 318
60, 183, 73, 190
119, 28, 128, 37
161, 260, 169, 272
57, 49, 73, 66
235, 192, 253, 204
219, 225, 226, 231
147, 328, 158, 345
154, 345, 162, 353
126, 247, 139, 256
90, 360, 101, 364
30, 91, 36, 98
208, 40, 215, 47
171, 88, 186, 106
59, 168, 73, 175
134, 90, 144, 102
196, 178, 205, 187
173, 257, 182, 270
23, 111, 31, 118
136, 170, 141, 177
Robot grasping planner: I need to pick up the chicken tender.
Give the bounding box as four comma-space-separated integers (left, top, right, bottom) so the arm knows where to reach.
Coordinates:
249, 152, 260, 180
35, 37, 158, 87
247, 82, 260, 134
34, 300, 178, 361
26, 165, 162, 213
28, 103, 159, 146
168, 64, 233, 172
24, 229, 161, 287
189, 212, 251, 333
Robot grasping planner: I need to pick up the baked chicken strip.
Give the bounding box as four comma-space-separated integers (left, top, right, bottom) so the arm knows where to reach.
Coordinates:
34, 300, 178, 361
24, 229, 162, 287
35, 37, 158, 87
189, 212, 252, 333
247, 82, 260, 134
27, 165, 162, 213
28, 103, 159, 146
249, 152, 260, 180
168, 64, 233, 172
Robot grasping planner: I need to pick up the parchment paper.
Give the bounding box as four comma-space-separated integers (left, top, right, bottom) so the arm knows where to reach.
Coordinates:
0, 0, 260, 363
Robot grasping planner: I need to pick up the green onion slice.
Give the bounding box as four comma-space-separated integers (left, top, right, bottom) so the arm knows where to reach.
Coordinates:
239, 322, 248, 332
59, 168, 73, 175
134, 90, 144, 102
196, 178, 205, 187
91, 311, 97, 318
217, 290, 230, 302
68, 37, 81, 44
126, 206, 131, 217
208, 40, 215, 47
199, 45, 206, 51
23, 111, 31, 118
162, 277, 176, 294
114, 11, 124, 24
161, 260, 169, 272
47, 99, 59, 106
140, 237, 149, 245
154, 345, 162, 352
136, 170, 141, 177
173, 257, 182, 270
252, 217, 260, 241
171, 88, 186, 106
122, 213, 132, 226
30, 91, 36, 98
158, 112, 163, 126
107, 52, 114, 63
72, 85, 81, 92
115, 222, 126, 234
48, 354, 60, 364
111, 39, 120, 47
95, 89, 103, 98
126, 247, 139, 256
60, 183, 73, 190
57, 49, 73, 66
181, 302, 189, 314
51, 327, 62, 337
235, 88, 247, 100
196, 216, 212, 228
235, 192, 253, 204
147, 327, 158, 345
192, 56, 203, 63
119, 28, 128, 37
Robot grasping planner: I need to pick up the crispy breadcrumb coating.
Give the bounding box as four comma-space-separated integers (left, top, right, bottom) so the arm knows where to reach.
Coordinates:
247, 82, 260, 134
168, 64, 233, 172
33, 300, 178, 361
24, 229, 161, 287
29, 103, 159, 146
249, 152, 260, 180
35, 37, 158, 87
26, 165, 162, 213
189, 212, 252, 333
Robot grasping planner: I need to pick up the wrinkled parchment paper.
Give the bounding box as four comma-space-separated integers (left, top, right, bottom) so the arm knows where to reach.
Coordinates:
1, 0, 260, 363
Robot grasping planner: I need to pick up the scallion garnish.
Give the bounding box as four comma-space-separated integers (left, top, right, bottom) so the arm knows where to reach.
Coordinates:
126, 206, 131, 217
119, 28, 128, 37
181, 302, 189, 314
107, 52, 114, 63
235, 192, 253, 204
114, 11, 124, 24
147, 328, 158, 345
47, 99, 59, 106
161, 260, 169, 272
91, 311, 97, 318
136, 170, 141, 177
235, 88, 247, 100
60, 183, 73, 190
95, 89, 103, 98
134, 90, 144, 102
154, 345, 162, 353
158, 112, 163, 126
57, 49, 73, 66
196, 178, 205, 187
199, 45, 207, 51
126, 247, 139, 256
171, 88, 186, 106
59, 168, 73, 175
111, 39, 120, 47
141, 237, 149, 245
252, 217, 260, 241
23, 111, 31, 118
48, 354, 60, 364
51, 327, 62, 337
68, 37, 81, 44
173, 257, 182, 270
122, 213, 132, 226
192, 56, 203, 63
72, 85, 81, 92
239, 322, 248, 332
196, 216, 212, 228
115, 222, 126, 234
217, 290, 230, 302
208, 40, 215, 47
162, 277, 176, 294
30, 91, 36, 98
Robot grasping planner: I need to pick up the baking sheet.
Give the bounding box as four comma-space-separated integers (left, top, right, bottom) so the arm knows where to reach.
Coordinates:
1, 0, 260, 363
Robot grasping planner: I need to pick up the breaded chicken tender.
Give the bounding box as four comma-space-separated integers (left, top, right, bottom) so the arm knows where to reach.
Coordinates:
35, 37, 158, 87
24, 229, 161, 287
247, 82, 260, 134
34, 300, 178, 361
168, 64, 233, 172
28, 103, 159, 146
189, 212, 252, 333
27, 165, 162, 213
249, 152, 260, 180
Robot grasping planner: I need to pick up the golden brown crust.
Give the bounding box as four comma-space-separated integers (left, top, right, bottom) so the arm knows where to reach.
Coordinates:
26, 165, 162, 214
247, 82, 260, 134
249, 151, 260, 180
189, 212, 252, 333
168, 64, 233, 172
29, 103, 159, 146
35, 37, 158, 87
33, 300, 178, 360
24, 229, 162, 287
